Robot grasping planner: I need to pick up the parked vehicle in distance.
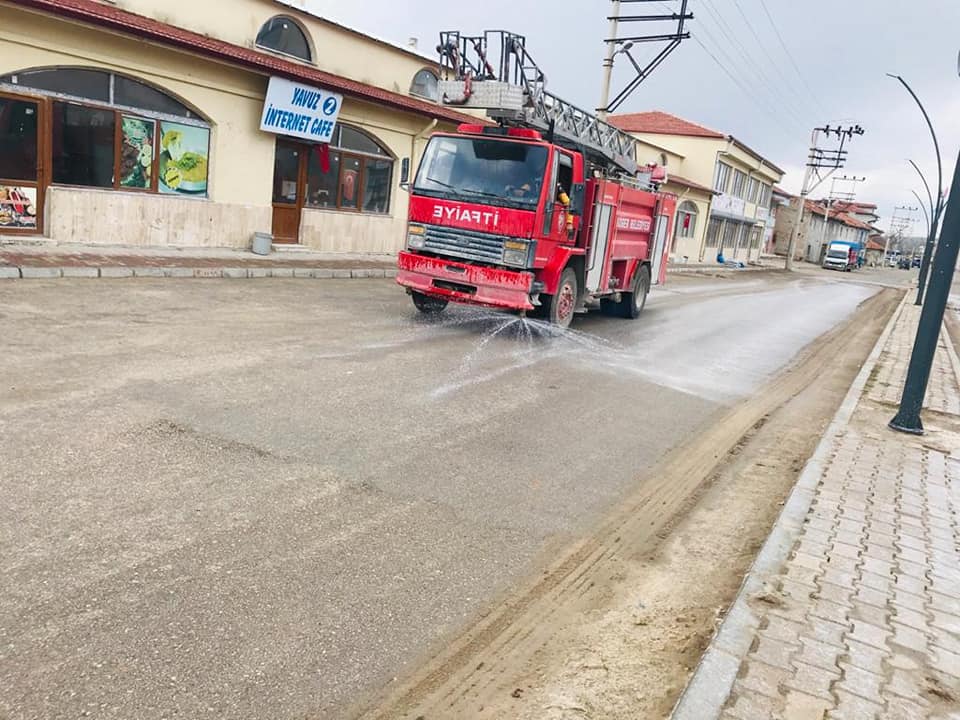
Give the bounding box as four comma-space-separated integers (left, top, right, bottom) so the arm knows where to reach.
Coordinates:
912, 256, 922, 268
887, 256, 898, 268
899, 258, 912, 270
823, 240, 862, 272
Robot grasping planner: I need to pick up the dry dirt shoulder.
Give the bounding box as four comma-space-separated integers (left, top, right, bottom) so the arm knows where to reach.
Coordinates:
351, 288, 902, 720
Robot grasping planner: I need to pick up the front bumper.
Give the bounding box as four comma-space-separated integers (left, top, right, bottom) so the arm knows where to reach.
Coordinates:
396, 251, 535, 311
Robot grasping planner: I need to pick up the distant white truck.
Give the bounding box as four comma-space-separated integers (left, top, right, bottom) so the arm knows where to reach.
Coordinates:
823, 240, 862, 272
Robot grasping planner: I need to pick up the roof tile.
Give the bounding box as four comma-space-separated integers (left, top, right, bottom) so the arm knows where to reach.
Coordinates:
16, 0, 479, 125
608, 111, 725, 139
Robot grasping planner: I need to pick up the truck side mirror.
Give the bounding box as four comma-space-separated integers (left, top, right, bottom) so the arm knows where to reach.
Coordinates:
570, 182, 585, 215
400, 158, 411, 190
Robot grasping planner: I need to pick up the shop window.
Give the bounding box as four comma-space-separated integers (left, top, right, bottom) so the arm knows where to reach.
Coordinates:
256, 16, 312, 62
52, 103, 116, 188
305, 125, 393, 214
705, 217, 722, 248
410, 70, 439, 101
1, 67, 211, 198
0, 97, 39, 181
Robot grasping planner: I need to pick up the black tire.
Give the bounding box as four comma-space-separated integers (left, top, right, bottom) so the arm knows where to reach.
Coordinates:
541, 268, 578, 329
617, 264, 651, 319
411, 291, 448, 314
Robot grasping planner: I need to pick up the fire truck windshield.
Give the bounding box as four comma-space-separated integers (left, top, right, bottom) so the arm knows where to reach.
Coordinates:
414, 135, 549, 210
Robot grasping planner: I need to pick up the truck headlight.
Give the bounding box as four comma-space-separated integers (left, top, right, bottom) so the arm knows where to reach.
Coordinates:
502, 240, 530, 267
407, 224, 426, 249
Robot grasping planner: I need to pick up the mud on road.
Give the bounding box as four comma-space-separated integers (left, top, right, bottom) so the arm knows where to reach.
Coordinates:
354, 287, 903, 720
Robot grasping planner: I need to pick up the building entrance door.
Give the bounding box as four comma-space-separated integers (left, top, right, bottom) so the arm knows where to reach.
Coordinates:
272, 139, 306, 244
0, 92, 44, 234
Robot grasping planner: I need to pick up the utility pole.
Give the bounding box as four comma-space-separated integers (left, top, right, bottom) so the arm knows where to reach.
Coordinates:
885, 205, 918, 262
817, 175, 867, 256
598, 0, 692, 117
785, 125, 865, 270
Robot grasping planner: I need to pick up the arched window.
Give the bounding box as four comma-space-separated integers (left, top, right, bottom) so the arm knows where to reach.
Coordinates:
256, 16, 312, 62
410, 69, 439, 101
0, 67, 200, 118
0, 67, 210, 196
304, 124, 394, 214
674, 200, 698, 245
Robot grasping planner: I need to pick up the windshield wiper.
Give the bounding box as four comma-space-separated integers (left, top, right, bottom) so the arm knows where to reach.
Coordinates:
424, 176, 459, 192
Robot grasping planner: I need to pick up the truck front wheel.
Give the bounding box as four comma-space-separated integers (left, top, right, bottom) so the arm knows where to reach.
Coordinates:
541, 268, 578, 329
411, 291, 448, 314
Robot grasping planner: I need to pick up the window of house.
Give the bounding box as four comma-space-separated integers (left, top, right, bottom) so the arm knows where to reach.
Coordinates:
256, 16, 312, 62
410, 69, 439, 101
675, 200, 698, 240
732, 169, 747, 199
746, 177, 759, 204
306, 124, 394, 214
714, 162, 731, 193
1, 67, 210, 196
758, 183, 772, 207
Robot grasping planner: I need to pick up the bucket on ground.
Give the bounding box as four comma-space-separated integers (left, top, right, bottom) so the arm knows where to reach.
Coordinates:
251, 232, 273, 256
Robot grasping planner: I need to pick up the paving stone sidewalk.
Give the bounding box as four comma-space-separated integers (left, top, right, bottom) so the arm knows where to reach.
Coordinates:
673, 297, 960, 720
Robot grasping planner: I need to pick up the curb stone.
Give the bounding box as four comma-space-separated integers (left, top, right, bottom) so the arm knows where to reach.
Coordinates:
670, 293, 909, 720
20, 267, 62, 279
0, 266, 21, 278
61, 267, 100, 278
132, 267, 164, 278
100, 267, 134, 278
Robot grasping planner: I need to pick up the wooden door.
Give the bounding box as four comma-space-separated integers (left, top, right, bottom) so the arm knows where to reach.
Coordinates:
0, 92, 44, 235
272, 139, 305, 244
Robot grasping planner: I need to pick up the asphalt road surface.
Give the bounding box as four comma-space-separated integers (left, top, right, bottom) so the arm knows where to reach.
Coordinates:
1, 270, 883, 719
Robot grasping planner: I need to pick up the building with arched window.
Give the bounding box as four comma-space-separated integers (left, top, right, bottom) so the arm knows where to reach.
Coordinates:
0, 0, 475, 253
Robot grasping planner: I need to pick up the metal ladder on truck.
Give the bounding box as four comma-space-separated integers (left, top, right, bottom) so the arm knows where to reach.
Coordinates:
436, 30, 639, 176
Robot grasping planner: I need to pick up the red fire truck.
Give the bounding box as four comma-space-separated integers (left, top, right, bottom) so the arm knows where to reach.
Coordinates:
396, 31, 677, 328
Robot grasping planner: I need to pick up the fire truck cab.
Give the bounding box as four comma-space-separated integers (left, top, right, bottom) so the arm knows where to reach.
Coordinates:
397, 124, 675, 328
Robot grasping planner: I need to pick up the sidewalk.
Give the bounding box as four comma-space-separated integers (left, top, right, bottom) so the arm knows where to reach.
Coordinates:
0, 240, 778, 279
673, 297, 960, 720
0, 242, 397, 279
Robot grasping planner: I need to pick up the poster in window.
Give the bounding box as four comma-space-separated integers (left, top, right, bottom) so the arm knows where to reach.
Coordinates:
0, 186, 38, 229
158, 122, 210, 196
120, 116, 155, 189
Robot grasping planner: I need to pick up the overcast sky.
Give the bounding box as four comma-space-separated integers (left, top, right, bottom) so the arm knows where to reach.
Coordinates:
307, 0, 959, 234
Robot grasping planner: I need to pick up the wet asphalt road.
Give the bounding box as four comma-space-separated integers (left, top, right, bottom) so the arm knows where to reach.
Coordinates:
0, 270, 881, 719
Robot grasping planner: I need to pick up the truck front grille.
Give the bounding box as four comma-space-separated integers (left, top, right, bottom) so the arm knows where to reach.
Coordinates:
422, 224, 506, 264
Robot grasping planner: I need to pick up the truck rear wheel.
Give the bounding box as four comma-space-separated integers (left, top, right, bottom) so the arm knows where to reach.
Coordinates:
411, 291, 448, 314
541, 268, 578, 329
618, 264, 651, 319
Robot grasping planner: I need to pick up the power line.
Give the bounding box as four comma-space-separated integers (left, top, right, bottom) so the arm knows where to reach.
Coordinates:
689, 34, 803, 142
696, 0, 812, 128
756, 0, 831, 118
727, 0, 821, 119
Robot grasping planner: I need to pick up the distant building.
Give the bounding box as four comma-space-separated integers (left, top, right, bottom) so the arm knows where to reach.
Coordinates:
773, 197, 874, 263
609, 110, 785, 264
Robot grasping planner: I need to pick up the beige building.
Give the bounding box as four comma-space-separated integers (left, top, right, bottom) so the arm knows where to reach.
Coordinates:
610, 111, 785, 264
0, 0, 475, 253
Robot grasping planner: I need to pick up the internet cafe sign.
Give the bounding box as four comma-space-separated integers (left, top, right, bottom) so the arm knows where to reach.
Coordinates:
259, 77, 343, 143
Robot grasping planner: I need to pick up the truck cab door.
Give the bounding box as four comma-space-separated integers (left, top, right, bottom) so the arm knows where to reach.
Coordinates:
541, 150, 576, 243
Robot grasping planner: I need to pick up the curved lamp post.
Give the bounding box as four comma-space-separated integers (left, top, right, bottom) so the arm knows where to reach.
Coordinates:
889, 59, 960, 434
887, 74, 943, 305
